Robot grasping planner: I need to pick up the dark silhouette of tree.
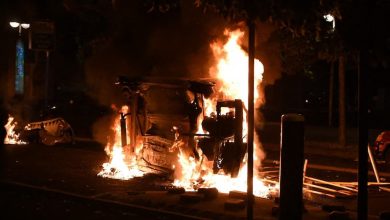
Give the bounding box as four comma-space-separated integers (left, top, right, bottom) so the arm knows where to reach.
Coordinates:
189, 0, 390, 147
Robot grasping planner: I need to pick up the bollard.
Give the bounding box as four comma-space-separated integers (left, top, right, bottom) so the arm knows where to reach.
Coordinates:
279, 114, 305, 220
130, 91, 138, 152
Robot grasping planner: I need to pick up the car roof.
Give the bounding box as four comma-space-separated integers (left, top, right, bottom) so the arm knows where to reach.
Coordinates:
116, 76, 216, 98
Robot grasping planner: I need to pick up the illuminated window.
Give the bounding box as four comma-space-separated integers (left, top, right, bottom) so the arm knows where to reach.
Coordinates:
15, 39, 24, 95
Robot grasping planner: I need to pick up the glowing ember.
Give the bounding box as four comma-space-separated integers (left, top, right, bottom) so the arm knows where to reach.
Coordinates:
4, 115, 27, 145
173, 148, 276, 198
173, 28, 273, 198
173, 149, 274, 198
98, 106, 144, 180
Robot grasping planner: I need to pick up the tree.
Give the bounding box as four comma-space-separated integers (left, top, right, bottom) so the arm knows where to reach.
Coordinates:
192, 0, 354, 147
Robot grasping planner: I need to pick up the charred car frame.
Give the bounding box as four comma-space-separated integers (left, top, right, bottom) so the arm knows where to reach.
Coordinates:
116, 76, 247, 177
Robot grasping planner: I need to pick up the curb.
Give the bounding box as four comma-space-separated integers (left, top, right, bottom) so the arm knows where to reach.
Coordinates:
262, 142, 358, 160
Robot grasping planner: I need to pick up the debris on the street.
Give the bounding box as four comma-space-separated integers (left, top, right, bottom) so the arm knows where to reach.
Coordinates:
328, 210, 350, 220
197, 187, 218, 200
228, 190, 248, 201
167, 187, 185, 194
322, 205, 347, 213
24, 117, 74, 145
224, 199, 246, 210
180, 194, 203, 204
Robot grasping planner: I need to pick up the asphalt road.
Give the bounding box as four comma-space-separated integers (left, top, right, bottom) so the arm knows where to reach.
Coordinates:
0, 181, 171, 220
0, 142, 204, 220
1, 141, 390, 219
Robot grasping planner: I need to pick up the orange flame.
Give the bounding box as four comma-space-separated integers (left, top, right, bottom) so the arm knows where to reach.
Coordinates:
4, 115, 27, 145
173, 28, 274, 198
206, 29, 263, 115
98, 106, 144, 180
97, 29, 276, 198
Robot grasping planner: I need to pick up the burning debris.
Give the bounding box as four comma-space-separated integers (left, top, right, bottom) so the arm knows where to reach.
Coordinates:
3, 113, 74, 146
24, 118, 74, 145
171, 28, 268, 196
97, 28, 276, 198
98, 106, 145, 180
4, 115, 27, 145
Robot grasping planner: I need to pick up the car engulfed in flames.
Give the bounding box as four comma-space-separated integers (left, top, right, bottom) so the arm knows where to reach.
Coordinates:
114, 77, 247, 178
98, 28, 273, 197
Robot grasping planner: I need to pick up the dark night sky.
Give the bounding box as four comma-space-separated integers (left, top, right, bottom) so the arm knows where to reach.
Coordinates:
1, 0, 390, 128
0, 0, 283, 107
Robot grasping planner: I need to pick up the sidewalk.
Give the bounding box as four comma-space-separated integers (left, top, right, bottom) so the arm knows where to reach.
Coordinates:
263, 142, 358, 160
258, 122, 383, 160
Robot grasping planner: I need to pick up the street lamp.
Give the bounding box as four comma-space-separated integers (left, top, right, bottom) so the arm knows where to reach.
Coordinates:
10, 21, 30, 35
9, 21, 30, 95
323, 14, 336, 31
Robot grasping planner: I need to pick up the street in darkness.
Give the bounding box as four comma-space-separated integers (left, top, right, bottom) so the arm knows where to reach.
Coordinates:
1, 1, 390, 219
1, 138, 390, 219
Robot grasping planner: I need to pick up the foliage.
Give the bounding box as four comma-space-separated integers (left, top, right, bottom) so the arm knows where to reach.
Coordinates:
144, 0, 180, 13
189, 0, 345, 74
62, 0, 115, 61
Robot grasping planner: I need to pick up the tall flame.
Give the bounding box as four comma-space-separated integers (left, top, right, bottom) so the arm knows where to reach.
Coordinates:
97, 28, 276, 198
98, 106, 144, 180
173, 28, 273, 198
4, 115, 27, 145
205, 29, 263, 116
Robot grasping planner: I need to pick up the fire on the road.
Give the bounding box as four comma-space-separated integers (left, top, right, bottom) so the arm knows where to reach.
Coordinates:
4, 115, 27, 145
98, 106, 144, 180
172, 29, 271, 197
98, 28, 276, 198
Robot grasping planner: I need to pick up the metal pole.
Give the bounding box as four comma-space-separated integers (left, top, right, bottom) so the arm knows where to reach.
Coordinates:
357, 51, 368, 220
44, 51, 50, 107
120, 113, 127, 147
357, 0, 370, 217
130, 91, 138, 152
233, 99, 243, 178
247, 18, 255, 220
328, 61, 334, 127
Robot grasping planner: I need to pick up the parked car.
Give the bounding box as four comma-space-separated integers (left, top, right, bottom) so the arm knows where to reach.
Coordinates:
373, 131, 390, 166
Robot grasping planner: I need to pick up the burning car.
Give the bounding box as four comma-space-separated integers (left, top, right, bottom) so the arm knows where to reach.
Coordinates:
98, 29, 271, 196
113, 76, 247, 178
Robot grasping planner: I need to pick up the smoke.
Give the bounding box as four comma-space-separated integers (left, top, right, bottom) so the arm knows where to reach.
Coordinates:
85, 40, 132, 107
83, 1, 283, 165
255, 22, 282, 85
84, 1, 283, 105
84, 1, 228, 107
91, 112, 116, 146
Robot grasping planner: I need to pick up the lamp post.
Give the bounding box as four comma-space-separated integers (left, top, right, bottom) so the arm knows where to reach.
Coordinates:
9, 21, 30, 96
